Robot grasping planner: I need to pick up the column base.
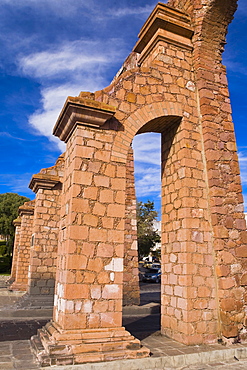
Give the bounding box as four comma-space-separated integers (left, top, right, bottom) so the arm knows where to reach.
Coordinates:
9, 282, 27, 292
31, 321, 150, 367
5, 277, 15, 285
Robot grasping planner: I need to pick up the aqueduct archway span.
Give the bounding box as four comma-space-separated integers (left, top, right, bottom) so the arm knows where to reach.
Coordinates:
10, 1, 247, 366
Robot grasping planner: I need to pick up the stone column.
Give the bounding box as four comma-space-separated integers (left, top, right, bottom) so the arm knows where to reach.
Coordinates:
10, 201, 34, 291
123, 147, 140, 306
31, 97, 149, 366
161, 116, 221, 345
190, 1, 247, 343
27, 174, 62, 304
7, 217, 21, 285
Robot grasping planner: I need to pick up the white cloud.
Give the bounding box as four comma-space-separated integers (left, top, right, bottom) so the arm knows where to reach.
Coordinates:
236, 150, 247, 211
133, 133, 161, 198
18, 38, 128, 150
110, 5, 155, 18
0, 0, 94, 18
134, 165, 161, 197
237, 1, 247, 16
225, 60, 247, 75
18, 40, 113, 80
0, 132, 26, 141
28, 84, 80, 143
133, 133, 161, 166
28, 82, 103, 152
0, 173, 35, 197
238, 151, 247, 185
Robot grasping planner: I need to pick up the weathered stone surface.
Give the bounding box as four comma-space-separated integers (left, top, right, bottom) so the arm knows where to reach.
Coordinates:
10, 0, 247, 365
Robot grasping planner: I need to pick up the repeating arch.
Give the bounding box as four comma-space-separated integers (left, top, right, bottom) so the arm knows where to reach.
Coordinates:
111, 101, 183, 163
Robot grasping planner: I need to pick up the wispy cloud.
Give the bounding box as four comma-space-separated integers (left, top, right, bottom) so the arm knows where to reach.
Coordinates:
133, 133, 161, 166
0, 0, 95, 18
237, 1, 247, 16
0, 132, 26, 141
239, 151, 247, 185
108, 5, 155, 18
134, 166, 161, 197
0, 0, 157, 154
18, 40, 118, 80
18, 38, 128, 150
0, 173, 35, 197
225, 60, 247, 75
133, 133, 161, 198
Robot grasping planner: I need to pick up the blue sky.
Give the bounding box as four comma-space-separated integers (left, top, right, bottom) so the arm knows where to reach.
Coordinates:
0, 0, 246, 217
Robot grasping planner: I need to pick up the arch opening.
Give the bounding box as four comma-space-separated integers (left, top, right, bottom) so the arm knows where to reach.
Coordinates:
122, 115, 182, 340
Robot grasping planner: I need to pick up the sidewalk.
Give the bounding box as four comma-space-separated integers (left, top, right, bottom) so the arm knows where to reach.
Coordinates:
2, 275, 247, 369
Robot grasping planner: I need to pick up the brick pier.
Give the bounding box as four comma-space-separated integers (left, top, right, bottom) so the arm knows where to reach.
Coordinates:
9, 0, 247, 366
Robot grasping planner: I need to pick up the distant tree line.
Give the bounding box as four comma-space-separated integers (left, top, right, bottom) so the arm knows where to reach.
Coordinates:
136, 200, 160, 257
0, 193, 30, 258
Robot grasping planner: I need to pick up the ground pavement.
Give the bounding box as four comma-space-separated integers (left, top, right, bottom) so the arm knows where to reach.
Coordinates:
1, 276, 247, 369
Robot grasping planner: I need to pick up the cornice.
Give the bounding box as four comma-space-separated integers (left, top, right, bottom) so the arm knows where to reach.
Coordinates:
29, 174, 61, 193
53, 97, 116, 143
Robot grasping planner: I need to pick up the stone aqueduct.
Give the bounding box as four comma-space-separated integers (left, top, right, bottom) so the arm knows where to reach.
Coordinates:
8, 0, 247, 366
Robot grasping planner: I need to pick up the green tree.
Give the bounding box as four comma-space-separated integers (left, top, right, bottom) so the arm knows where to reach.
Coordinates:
0, 193, 30, 257
136, 200, 160, 257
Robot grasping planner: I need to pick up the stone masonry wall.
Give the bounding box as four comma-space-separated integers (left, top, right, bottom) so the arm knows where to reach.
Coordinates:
27, 2, 247, 365
8, 217, 21, 284
53, 122, 126, 331
123, 147, 140, 306
161, 118, 219, 344
88, 0, 247, 344
10, 201, 34, 291
166, 0, 247, 341
28, 155, 64, 297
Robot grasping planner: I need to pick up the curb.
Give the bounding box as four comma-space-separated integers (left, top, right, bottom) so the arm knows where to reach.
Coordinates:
45, 346, 247, 370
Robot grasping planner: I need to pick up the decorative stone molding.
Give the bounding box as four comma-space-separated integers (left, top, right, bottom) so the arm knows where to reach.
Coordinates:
18, 201, 34, 216
29, 174, 61, 193
134, 3, 194, 65
13, 217, 21, 227
53, 97, 116, 142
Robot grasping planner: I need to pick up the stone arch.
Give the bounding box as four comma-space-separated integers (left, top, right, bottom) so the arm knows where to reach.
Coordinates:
167, 0, 237, 63
111, 101, 183, 163
23, 1, 247, 365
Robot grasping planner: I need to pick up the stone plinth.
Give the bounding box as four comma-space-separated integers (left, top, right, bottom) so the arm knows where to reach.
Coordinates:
31, 321, 149, 366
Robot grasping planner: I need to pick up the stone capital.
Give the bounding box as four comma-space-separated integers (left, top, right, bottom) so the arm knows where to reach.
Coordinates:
13, 217, 21, 227
53, 96, 116, 143
19, 202, 35, 216
29, 174, 61, 193
133, 3, 193, 64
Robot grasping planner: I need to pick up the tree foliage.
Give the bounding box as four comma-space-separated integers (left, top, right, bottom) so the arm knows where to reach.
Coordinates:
136, 200, 160, 257
0, 193, 30, 256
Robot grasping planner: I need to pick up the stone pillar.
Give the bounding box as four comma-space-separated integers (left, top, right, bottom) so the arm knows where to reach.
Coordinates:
123, 146, 140, 306
10, 201, 34, 291
27, 173, 62, 303
7, 217, 21, 285
161, 118, 220, 345
31, 98, 149, 366
188, 0, 247, 343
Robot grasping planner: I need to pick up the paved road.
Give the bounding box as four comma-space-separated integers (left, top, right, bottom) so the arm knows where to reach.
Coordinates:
140, 281, 161, 305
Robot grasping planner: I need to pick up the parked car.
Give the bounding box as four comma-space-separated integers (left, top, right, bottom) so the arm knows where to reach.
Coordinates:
143, 260, 153, 269
151, 263, 161, 270
142, 268, 161, 283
